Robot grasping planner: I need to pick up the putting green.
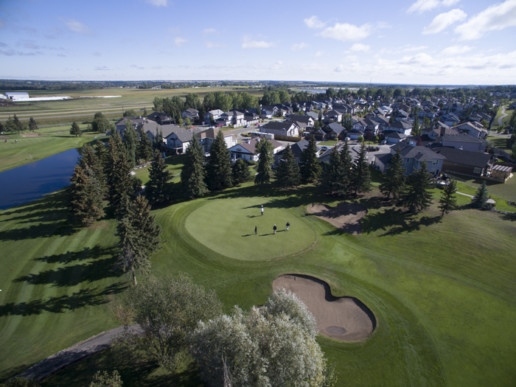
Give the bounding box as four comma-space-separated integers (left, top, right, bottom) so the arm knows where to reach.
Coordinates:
184, 197, 317, 261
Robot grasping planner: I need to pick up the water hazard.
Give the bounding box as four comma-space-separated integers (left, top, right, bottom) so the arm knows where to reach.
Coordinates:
0, 148, 79, 210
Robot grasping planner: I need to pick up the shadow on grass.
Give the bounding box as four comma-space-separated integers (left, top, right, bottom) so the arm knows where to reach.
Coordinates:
359, 208, 441, 236
0, 282, 126, 317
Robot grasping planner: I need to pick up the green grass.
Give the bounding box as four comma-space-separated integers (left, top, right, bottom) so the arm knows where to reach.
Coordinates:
318, 140, 338, 146
1, 182, 516, 386
0, 125, 105, 172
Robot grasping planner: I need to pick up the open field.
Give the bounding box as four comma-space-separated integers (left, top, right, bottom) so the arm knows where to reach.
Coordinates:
1, 179, 516, 386
0, 125, 104, 172
0, 87, 263, 126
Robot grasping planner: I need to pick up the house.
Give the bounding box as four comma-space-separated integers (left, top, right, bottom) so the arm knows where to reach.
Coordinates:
442, 134, 487, 152
260, 121, 300, 138
229, 138, 284, 162
453, 122, 488, 139
261, 105, 278, 118
182, 108, 199, 122
306, 111, 319, 122
287, 114, 314, 131
230, 110, 246, 127
198, 127, 237, 153
205, 109, 224, 123
244, 111, 260, 126
433, 147, 492, 177
384, 131, 406, 144
147, 111, 174, 125
393, 144, 445, 175
324, 110, 342, 123
290, 139, 309, 163
324, 122, 345, 140
164, 127, 194, 154
385, 120, 413, 135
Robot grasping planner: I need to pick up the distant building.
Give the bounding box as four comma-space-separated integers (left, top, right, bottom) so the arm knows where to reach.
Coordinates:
5, 92, 29, 101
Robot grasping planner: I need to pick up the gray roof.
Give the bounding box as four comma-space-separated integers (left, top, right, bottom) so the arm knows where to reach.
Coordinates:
434, 147, 491, 168
327, 122, 345, 134
395, 144, 446, 161
442, 134, 485, 144
261, 121, 296, 131
163, 125, 194, 142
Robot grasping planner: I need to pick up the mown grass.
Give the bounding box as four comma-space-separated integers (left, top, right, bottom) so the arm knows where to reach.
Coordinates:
0, 125, 106, 172
1, 180, 516, 386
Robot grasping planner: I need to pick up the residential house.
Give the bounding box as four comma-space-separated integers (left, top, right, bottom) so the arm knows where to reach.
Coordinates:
385, 120, 413, 136
198, 127, 237, 153
147, 112, 174, 125
230, 110, 246, 127
453, 121, 488, 139
182, 108, 199, 122
324, 110, 342, 124
229, 138, 284, 162
287, 114, 314, 131
433, 147, 492, 177
393, 144, 446, 175
441, 134, 487, 152
244, 111, 260, 126
384, 131, 406, 144
260, 105, 278, 119
324, 122, 345, 140
260, 120, 300, 138
205, 109, 224, 123
164, 126, 194, 154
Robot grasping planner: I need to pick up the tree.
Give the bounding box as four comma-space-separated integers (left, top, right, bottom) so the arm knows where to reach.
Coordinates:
107, 133, 134, 218
181, 136, 208, 198
89, 370, 122, 387
353, 142, 371, 195
137, 132, 153, 163
70, 164, 105, 226
120, 275, 222, 370
275, 145, 300, 188
379, 149, 405, 201
117, 195, 160, 286
191, 290, 331, 386
321, 147, 346, 196
411, 115, 421, 136
471, 181, 490, 209
254, 138, 274, 185
91, 112, 114, 133
123, 121, 137, 168
439, 180, 457, 216
79, 144, 107, 197
232, 158, 251, 185
300, 136, 321, 184
206, 131, 232, 190
5, 114, 25, 132
145, 150, 171, 206
28, 117, 38, 131
70, 121, 82, 137
403, 163, 433, 213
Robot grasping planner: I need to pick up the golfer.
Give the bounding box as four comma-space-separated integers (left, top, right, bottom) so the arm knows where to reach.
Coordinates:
273, 224, 277, 234
286, 222, 290, 231
255, 226, 258, 235
261, 205, 264, 216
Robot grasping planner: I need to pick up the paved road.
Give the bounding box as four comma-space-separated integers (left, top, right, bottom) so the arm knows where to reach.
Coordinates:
16, 325, 142, 382
498, 105, 508, 126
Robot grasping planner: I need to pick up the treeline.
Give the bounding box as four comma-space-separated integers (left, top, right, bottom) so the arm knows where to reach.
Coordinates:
0, 115, 39, 132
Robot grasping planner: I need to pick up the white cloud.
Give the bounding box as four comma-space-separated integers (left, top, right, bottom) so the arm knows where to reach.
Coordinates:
423, 8, 467, 34
242, 36, 274, 49
205, 41, 222, 49
441, 45, 472, 55
203, 28, 217, 34
350, 43, 370, 52
407, 0, 459, 14
291, 42, 307, 51
304, 16, 326, 29
319, 22, 371, 42
64, 19, 89, 34
146, 0, 167, 7
455, 0, 516, 40
174, 37, 187, 47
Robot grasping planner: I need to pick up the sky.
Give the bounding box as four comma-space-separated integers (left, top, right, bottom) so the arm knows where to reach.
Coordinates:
1, 0, 516, 85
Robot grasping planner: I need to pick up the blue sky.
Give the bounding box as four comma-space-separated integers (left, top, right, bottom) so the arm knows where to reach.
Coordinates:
1, 0, 516, 84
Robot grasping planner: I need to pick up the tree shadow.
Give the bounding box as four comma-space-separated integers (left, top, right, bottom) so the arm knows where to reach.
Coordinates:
34, 246, 116, 264
361, 208, 409, 234
0, 282, 126, 317
381, 215, 441, 236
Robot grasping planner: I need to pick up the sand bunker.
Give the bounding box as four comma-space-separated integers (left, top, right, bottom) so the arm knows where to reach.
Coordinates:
272, 274, 375, 341
307, 203, 366, 234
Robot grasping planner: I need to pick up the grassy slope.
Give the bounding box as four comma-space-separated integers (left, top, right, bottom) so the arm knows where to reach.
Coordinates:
0, 125, 104, 172
1, 183, 516, 386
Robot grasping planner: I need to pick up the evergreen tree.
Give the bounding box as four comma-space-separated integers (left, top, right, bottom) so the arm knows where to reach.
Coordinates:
146, 150, 171, 206
79, 144, 107, 197
412, 115, 421, 136
107, 133, 134, 218
439, 179, 457, 216
153, 130, 164, 152
403, 163, 433, 213
70, 121, 82, 137
353, 142, 371, 195
206, 131, 232, 190
254, 138, 274, 185
472, 181, 490, 209
321, 146, 347, 196
123, 121, 137, 167
28, 117, 38, 131
300, 136, 321, 184
181, 136, 208, 198
70, 164, 105, 226
379, 149, 405, 201
231, 158, 251, 186
339, 141, 354, 196
137, 131, 154, 163
117, 195, 161, 286
275, 145, 301, 188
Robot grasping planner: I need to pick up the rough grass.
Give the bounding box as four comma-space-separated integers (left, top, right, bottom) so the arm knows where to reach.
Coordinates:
1, 183, 516, 386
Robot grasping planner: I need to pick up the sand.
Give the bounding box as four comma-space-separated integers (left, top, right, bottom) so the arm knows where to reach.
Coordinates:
307, 203, 366, 234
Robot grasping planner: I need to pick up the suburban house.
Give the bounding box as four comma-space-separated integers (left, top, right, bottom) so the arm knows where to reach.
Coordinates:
384, 131, 406, 144
260, 121, 300, 138
182, 108, 199, 122
229, 138, 284, 162
324, 110, 343, 123
393, 144, 445, 175
441, 134, 487, 152
163, 127, 196, 154
198, 127, 237, 153
385, 120, 413, 135
260, 105, 278, 118
324, 122, 345, 140
287, 114, 314, 131
205, 109, 224, 123
244, 112, 260, 126
453, 122, 488, 139
433, 147, 492, 177
147, 112, 174, 125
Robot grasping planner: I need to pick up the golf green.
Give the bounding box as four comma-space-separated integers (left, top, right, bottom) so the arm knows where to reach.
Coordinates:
184, 197, 317, 261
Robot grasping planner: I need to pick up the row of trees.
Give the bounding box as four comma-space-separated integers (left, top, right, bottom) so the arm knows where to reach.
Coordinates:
0, 115, 38, 132
116, 275, 335, 386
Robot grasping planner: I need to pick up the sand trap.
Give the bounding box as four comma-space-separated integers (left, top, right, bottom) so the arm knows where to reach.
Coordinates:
272, 274, 375, 342
307, 203, 366, 234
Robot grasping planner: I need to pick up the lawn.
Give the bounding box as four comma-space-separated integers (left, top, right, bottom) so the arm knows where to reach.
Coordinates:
0, 125, 105, 172
1, 182, 516, 386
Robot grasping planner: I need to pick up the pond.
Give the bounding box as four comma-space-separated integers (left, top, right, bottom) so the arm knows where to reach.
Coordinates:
0, 148, 79, 210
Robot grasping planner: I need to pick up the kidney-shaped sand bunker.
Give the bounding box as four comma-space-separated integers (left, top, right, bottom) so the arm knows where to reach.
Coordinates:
272, 274, 376, 342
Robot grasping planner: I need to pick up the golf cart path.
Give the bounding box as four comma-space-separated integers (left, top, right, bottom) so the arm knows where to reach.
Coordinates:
498, 105, 507, 126
17, 325, 142, 381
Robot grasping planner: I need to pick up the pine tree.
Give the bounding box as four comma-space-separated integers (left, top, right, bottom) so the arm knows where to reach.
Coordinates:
275, 145, 300, 188
320, 147, 344, 196
79, 144, 107, 197
439, 180, 457, 216
124, 121, 137, 167
254, 138, 274, 185
13, 114, 25, 132
28, 117, 38, 131
379, 149, 405, 201
70, 121, 82, 137
403, 163, 433, 213
300, 136, 321, 184
353, 142, 371, 195
232, 158, 251, 186
137, 131, 154, 163
107, 133, 134, 218
181, 136, 208, 198
70, 164, 105, 226
206, 131, 232, 190
153, 130, 164, 152
117, 195, 161, 286
146, 150, 171, 206
472, 181, 490, 209
339, 141, 353, 197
